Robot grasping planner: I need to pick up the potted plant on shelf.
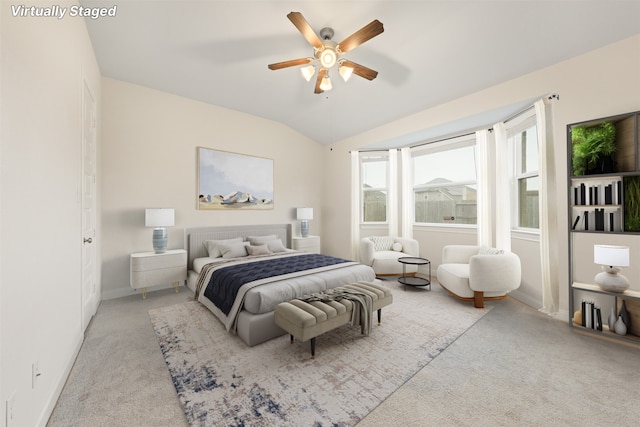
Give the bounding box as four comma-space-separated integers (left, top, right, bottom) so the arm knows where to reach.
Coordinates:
571, 121, 617, 176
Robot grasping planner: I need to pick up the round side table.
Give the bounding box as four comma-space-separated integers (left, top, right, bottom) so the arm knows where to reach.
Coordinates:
397, 257, 431, 290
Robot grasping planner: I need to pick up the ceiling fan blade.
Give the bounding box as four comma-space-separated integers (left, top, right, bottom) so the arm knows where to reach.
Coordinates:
341, 60, 378, 81
268, 57, 312, 70
337, 19, 384, 53
314, 68, 328, 94
287, 11, 323, 50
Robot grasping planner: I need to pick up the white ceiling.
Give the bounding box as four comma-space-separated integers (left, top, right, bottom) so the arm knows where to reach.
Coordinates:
83, 1, 640, 147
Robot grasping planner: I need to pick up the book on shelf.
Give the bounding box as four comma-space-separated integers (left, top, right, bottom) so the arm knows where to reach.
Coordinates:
572, 208, 619, 232
572, 180, 622, 206
580, 300, 602, 331
595, 208, 604, 231
610, 212, 614, 232
572, 215, 581, 230
584, 210, 589, 230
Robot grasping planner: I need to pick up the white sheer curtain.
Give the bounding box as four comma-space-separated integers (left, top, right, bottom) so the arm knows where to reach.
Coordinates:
475, 129, 492, 247
388, 149, 398, 237
350, 151, 361, 261
400, 147, 413, 239
493, 122, 511, 251
535, 97, 559, 315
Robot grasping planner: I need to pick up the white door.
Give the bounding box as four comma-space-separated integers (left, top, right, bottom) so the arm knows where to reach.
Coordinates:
81, 80, 98, 331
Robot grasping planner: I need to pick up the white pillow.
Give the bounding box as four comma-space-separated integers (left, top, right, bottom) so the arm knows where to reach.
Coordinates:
247, 234, 278, 245
478, 246, 504, 255
266, 239, 287, 253
247, 244, 271, 256
203, 237, 243, 258
219, 241, 249, 259
392, 242, 403, 252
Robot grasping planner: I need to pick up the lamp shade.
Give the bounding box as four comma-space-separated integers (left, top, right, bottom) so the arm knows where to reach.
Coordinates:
594, 245, 629, 267
145, 208, 175, 227
339, 65, 354, 82
300, 65, 315, 82
319, 75, 332, 91
296, 208, 313, 221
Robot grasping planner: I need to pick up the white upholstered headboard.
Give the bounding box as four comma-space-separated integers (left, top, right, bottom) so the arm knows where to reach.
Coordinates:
183, 224, 292, 270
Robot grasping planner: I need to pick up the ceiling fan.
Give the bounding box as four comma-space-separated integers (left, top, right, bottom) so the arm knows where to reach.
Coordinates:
268, 11, 384, 94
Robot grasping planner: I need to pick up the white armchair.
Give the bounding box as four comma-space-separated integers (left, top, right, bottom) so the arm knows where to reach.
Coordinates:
360, 236, 420, 276
436, 245, 521, 308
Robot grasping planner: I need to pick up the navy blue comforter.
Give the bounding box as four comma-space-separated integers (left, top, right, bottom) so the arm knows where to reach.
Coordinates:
203, 253, 350, 315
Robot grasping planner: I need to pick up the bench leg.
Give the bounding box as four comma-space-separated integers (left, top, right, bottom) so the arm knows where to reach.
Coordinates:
290, 334, 294, 344
378, 308, 382, 325
310, 337, 316, 359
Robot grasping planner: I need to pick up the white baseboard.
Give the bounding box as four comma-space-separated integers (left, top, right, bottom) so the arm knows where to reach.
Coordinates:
510, 289, 569, 323
37, 332, 83, 427
509, 289, 541, 310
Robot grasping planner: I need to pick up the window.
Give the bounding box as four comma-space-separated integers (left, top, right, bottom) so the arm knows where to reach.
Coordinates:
509, 112, 539, 229
412, 136, 477, 225
361, 153, 388, 223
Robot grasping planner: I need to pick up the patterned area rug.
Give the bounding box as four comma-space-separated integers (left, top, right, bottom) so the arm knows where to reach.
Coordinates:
149, 282, 492, 426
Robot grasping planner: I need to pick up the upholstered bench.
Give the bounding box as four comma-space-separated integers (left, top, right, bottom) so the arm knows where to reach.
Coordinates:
274, 281, 393, 358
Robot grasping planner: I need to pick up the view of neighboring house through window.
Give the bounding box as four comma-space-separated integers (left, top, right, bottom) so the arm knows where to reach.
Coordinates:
412, 136, 477, 225
361, 152, 388, 222
509, 112, 540, 229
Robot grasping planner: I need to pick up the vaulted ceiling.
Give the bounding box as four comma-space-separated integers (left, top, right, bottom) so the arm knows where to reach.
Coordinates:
83, 1, 640, 146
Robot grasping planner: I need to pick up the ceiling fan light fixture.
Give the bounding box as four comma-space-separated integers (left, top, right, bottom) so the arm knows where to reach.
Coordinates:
339, 64, 354, 82
320, 75, 332, 91
268, 12, 383, 94
319, 48, 337, 68
300, 65, 316, 82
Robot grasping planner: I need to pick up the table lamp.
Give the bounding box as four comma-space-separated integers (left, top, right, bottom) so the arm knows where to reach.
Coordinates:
296, 208, 313, 238
145, 208, 174, 253
594, 244, 630, 292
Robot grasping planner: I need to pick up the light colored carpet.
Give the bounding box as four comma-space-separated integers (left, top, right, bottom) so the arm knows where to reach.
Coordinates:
148, 281, 491, 426
47, 281, 640, 427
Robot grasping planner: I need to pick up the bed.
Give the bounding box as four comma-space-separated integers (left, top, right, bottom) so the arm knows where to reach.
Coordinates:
184, 224, 377, 346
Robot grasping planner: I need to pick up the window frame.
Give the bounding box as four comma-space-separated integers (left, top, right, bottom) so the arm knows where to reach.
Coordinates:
507, 110, 540, 231
411, 135, 478, 227
360, 152, 390, 224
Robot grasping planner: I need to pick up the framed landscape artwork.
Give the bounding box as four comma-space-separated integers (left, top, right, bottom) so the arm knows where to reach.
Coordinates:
197, 147, 274, 210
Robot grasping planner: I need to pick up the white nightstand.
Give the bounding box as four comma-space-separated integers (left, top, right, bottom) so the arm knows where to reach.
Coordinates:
292, 235, 321, 254
130, 249, 187, 299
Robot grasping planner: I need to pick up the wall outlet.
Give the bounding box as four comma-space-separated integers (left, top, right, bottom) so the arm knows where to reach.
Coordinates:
6, 392, 15, 427
32, 361, 41, 388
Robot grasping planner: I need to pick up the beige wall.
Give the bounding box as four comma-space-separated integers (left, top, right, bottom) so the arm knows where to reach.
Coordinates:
1, 4, 102, 426
323, 35, 640, 316
100, 79, 325, 298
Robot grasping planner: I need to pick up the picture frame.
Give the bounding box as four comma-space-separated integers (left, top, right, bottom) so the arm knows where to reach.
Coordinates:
197, 147, 274, 210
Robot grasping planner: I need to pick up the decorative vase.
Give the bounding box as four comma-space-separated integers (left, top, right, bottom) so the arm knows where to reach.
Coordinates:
608, 307, 617, 332
573, 310, 583, 326
619, 300, 631, 331
614, 315, 627, 335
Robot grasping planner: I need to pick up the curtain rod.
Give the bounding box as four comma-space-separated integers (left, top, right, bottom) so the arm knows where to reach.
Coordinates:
350, 93, 560, 154
409, 131, 476, 150
349, 131, 477, 153
348, 148, 399, 154
503, 93, 559, 124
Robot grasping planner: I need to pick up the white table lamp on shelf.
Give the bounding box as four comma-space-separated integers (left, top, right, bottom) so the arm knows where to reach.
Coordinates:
145, 208, 174, 254
594, 244, 630, 292
297, 207, 313, 238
